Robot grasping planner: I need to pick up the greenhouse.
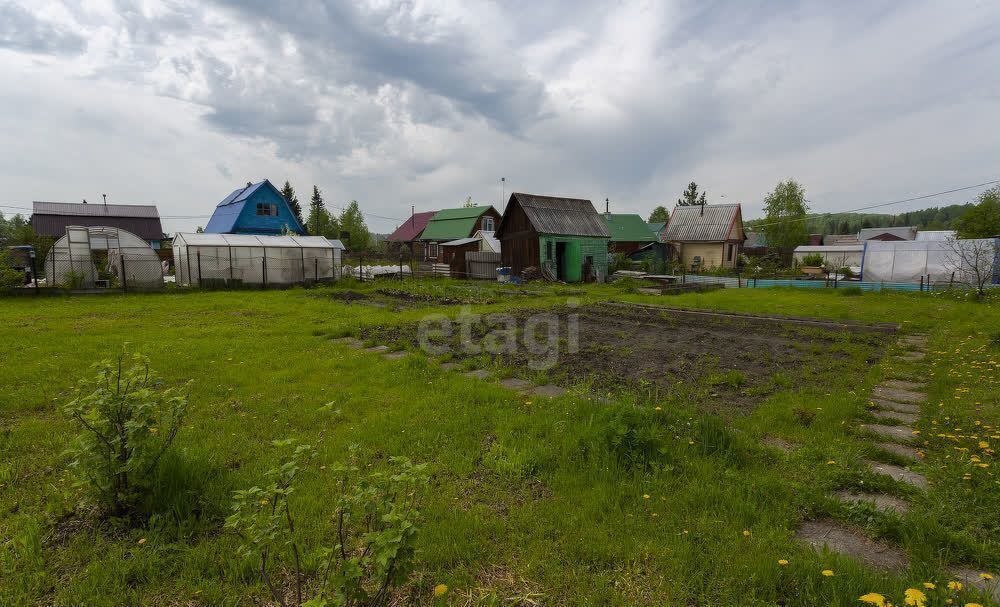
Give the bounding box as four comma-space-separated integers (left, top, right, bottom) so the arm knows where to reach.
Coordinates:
861, 238, 998, 284
172, 233, 344, 287
44, 225, 164, 289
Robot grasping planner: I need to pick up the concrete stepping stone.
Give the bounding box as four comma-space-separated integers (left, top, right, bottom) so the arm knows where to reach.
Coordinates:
365, 345, 389, 353
899, 352, 926, 362
900, 334, 928, 345
869, 398, 920, 415
463, 369, 491, 380
439, 362, 459, 372
763, 436, 798, 452
950, 566, 1000, 603
833, 490, 910, 515
332, 337, 363, 348
881, 379, 925, 391
382, 351, 407, 360
872, 442, 921, 462
796, 519, 908, 571
529, 384, 566, 398
861, 424, 917, 443
870, 409, 920, 424
864, 459, 927, 489
872, 386, 927, 404
499, 378, 533, 391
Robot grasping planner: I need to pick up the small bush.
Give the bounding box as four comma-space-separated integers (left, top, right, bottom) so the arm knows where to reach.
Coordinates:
62, 350, 190, 517
801, 254, 824, 267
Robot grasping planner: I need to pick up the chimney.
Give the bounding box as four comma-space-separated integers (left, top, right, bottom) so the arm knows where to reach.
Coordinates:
247, 181, 253, 188
605, 197, 609, 214
700, 198, 704, 216
102, 194, 107, 206
82, 199, 87, 204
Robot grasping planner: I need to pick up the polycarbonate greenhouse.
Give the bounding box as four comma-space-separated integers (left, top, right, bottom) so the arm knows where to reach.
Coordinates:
172, 233, 344, 287
861, 238, 998, 283
44, 225, 164, 289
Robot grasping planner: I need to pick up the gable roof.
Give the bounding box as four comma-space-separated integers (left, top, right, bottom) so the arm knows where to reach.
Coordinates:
858, 226, 917, 241
205, 179, 304, 234
662, 204, 742, 242
387, 211, 436, 242
33, 201, 160, 218
602, 213, 657, 242
647, 221, 666, 233
419, 205, 497, 241
499, 193, 610, 238
31, 201, 164, 240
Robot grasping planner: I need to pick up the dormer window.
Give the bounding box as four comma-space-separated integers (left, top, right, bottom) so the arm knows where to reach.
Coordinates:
481, 216, 494, 231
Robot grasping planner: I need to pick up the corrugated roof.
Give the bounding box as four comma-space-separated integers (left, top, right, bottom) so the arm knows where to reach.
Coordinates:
602, 213, 657, 242
662, 204, 741, 242
174, 233, 338, 248
858, 226, 917, 241
914, 230, 956, 241
503, 193, 610, 237
387, 211, 436, 242
647, 222, 666, 233
33, 201, 160, 218
794, 245, 865, 252
419, 206, 497, 241
440, 237, 479, 246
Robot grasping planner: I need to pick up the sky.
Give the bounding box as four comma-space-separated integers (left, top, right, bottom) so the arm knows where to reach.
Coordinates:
1, 0, 999, 235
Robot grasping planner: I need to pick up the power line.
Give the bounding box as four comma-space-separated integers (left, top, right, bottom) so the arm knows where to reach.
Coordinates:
747, 179, 997, 230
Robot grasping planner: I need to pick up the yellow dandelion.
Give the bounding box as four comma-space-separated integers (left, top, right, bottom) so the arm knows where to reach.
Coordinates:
827, 460, 836, 465
947, 581, 963, 591
778, 559, 789, 566
643, 494, 651, 499
923, 582, 936, 589
904, 587, 927, 607
979, 573, 993, 580
742, 529, 751, 537
655, 406, 662, 411
859, 593, 886, 607
822, 569, 835, 577
965, 603, 983, 607
148, 427, 158, 433
433, 583, 448, 597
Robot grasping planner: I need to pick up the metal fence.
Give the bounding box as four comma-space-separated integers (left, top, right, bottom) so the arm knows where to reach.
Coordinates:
675, 272, 994, 292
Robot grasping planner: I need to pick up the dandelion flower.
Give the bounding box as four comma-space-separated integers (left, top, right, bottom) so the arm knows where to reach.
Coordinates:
778, 559, 789, 566
827, 460, 836, 465
743, 529, 751, 537
979, 573, 993, 580
859, 593, 886, 606
433, 583, 448, 597
923, 582, 936, 589
904, 587, 927, 606
822, 569, 835, 577
947, 581, 963, 591
965, 603, 984, 607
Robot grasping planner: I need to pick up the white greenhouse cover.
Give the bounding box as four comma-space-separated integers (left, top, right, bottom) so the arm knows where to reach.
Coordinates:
174, 233, 338, 248
172, 232, 342, 286
862, 238, 996, 283
44, 225, 163, 289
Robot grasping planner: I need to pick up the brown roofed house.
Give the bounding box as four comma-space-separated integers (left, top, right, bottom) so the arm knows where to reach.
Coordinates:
662, 203, 745, 271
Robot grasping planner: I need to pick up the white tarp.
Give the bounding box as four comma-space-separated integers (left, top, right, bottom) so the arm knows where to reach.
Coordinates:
862, 238, 997, 284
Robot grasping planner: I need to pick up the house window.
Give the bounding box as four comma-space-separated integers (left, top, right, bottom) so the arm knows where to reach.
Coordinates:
427, 243, 439, 259
256, 203, 278, 216
481, 216, 494, 231
726, 244, 734, 262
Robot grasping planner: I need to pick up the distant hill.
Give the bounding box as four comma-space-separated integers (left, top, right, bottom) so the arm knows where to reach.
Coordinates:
746, 204, 973, 235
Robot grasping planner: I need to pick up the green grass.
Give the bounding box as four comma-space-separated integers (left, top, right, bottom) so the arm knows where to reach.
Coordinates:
0, 281, 997, 606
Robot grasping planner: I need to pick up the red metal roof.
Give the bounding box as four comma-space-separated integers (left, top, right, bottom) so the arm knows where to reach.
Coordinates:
387, 211, 436, 242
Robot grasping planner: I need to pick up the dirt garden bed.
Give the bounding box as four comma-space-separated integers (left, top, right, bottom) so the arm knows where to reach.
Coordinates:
359, 303, 893, 413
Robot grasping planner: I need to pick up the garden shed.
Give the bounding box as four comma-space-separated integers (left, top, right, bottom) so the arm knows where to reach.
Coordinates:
172, 233, 343, 287
496, 192, 610, 282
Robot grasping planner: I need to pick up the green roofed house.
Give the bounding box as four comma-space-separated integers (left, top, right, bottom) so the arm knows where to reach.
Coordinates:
415, 205, 501, 261
601, 213, 658, 255
496, 192, 611, 282
647, 222, 668, 243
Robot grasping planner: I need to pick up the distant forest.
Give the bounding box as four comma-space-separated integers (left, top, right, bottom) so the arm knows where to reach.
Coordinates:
746, 203, 973, 235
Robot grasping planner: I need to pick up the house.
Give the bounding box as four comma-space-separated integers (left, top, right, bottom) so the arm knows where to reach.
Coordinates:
647, 222, 668, 243
858, 226, 918, 241
743, 231, 768, 257
822, 234, 861, 246
662, 203, 745, 271
473, 230, 501, 253
32, 201, 164, 249
205, 180, 305, 236
415, 206, 501, 261
602, 213, 658, 255
386, 210, 436, 253
495, 192, 611, 282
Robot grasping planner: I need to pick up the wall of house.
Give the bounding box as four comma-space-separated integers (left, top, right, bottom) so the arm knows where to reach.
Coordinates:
680, 242, 728, 269
538, 235, 609, 282
233, 187, 303, 235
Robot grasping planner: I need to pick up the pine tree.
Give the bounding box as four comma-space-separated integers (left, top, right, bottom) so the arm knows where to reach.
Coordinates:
462, 196, 475, 208
281, 181, 304, 230
308, 186, 328, 237
677, 182, 707, 207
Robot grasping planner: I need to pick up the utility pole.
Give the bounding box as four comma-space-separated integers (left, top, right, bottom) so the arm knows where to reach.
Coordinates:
500, 177, 505, 209
102, 194, 107, 206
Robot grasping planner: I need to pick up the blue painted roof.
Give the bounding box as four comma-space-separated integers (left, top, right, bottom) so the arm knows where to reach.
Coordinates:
205, 179, 305, 234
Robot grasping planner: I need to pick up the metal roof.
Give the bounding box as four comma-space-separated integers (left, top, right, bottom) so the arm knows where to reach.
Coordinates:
387, 211, 436, 242
439, 237, 479, 246
602, 213, 657, 242
794, 245, 865, 252
914, 230, 956, 241
205, 179, 305, 234
662, 204, 742, 242
33, 201, 160, 218
504, 193, 610, 237
173, 233, 338, 248
858, 226, 917, 241
474, 230, 500, 253
647, 222, 666, 233
419, 206, 497, 241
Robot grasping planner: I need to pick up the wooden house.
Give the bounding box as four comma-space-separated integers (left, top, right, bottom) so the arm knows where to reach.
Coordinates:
662, 203, 745, 271
205, 179, 305, 236
415, 206, 501, 261
602, 213, 658, 255
386, 210, 436, 254
495, 193, 611, 282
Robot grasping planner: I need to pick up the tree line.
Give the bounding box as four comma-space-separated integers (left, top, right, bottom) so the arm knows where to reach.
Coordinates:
279, 181, 371, 251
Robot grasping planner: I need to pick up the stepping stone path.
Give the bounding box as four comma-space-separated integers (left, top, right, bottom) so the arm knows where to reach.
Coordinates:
499, 378, 533, 391
439, 362, 459, 372
950, 566, 1000, 603
331, 336, 363, 348
869, 409, 919, 424
797, 520, 908, 570
833, 490, 910, 515
900, 351, 926, 362
463, 369, 491, 380
864, 459, 928, 488
382, 351, 407, 360
881, 379, 924, 391
873, 442, 920, 462
871, 386, 927, 404
861, 423, 917, 443
869, 398, 920, 415
529, 384, 567, 398
365, 345, 389, 353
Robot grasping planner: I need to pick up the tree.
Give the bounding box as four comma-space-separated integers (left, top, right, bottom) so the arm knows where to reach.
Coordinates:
954, 186, 1000, 239
761, 179, 809, 265
837, 219, 852, 234
648, 206, 669, 223
305, 186, 340, 240
280, 181, 305, 230
678, 182, 707, 207
462, 196, 475, 208
339, 200, 369, 251
944, 236, 997, 298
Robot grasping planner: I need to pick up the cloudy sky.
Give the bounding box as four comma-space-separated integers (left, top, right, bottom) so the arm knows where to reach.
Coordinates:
2, 0, 999, 234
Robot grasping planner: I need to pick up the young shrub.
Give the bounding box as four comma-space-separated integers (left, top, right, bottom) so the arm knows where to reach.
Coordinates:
226, 442, 430, 607
801, 253, 824, 267
62, 350, 190, 517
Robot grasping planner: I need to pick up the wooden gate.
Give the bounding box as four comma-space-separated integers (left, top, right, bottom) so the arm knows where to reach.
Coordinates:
466, 251, 501, 280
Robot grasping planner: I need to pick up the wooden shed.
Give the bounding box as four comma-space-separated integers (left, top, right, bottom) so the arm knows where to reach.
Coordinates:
495, 193, 611, 282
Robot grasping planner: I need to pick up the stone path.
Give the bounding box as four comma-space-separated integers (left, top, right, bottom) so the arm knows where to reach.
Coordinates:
861, 423, 917, 443
871, 386, 927, 404
869, 409, 920, 424
869, 398, 920, 415
797, 520, 908, 570
499, 378, 533, 391
833, 490, 910, 515
872, 442, 920, 462
382, 351, 407, 360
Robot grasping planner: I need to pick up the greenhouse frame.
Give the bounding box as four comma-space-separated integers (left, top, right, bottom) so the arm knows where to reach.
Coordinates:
44, 225, 164, 290
172, 233, 344, 287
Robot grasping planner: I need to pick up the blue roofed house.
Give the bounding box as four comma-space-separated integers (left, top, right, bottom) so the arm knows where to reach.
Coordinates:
205, 180, 305, 235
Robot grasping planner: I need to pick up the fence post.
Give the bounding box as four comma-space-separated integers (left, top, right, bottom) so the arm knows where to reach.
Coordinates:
949, 271, 954, 288
121, 253, 128, 294
919, 275, 924, 292
31, 253, 38, 294
399, 255, 403, 280
197, 250, 202, 288
262, 255, 267, 288
300, 248, 306, 284
736, 269, 740, 288
315, 257, 319, 282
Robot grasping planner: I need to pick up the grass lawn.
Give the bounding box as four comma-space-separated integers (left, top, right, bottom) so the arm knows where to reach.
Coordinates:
1, 281, 997, 606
